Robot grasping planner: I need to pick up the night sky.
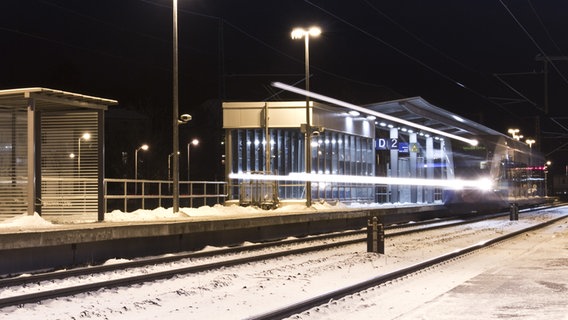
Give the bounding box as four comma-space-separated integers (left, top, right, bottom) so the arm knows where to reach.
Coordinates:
2, 0, 567, 178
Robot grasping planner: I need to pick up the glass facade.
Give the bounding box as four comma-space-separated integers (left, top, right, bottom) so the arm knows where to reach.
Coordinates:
229, 128, 375, 202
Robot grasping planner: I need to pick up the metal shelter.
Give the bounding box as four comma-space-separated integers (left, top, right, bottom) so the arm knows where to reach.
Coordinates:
0, 88, 117, 221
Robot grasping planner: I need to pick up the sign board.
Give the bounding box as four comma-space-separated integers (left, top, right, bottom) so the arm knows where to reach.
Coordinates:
410, 143, 419, 153
376, 138, 420, 153
375, 138, 398, 150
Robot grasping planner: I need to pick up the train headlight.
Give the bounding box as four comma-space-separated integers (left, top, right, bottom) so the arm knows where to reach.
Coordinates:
475, 178, 493, 191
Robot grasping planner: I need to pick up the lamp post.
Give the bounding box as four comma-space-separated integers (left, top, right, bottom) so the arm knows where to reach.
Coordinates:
172, 0, 181, 212
167, 151, 180, 193
77, 133, 90, 213
525, 139, 536, 188
135, 144, 149, 194
291, 26, 321, 207
77, 132, 91, 176
187, 139, 199, 182
545, 161, 551, 197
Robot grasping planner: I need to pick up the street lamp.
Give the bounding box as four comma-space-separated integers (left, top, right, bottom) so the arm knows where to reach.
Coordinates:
291, 26, 321, 207
187, 139, 199, 182
172, 0, 181, 212
77, 132, 91, 176
135, 144, 149, 194
545, 161, 551, 197
525, 139, 535, 148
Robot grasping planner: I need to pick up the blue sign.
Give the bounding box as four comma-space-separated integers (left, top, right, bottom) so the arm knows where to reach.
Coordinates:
398, 142, 409, 153
375, 138, 398, 150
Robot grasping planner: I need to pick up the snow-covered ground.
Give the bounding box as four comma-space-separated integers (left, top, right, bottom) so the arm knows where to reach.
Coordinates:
1, 207, 566, 319
0, 201, 426, 230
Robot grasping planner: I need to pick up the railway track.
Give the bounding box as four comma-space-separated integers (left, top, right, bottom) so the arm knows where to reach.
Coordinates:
0, 205, 561, 310
245, 211, 568, 319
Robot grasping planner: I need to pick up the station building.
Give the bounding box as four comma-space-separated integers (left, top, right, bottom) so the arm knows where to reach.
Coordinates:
223, 97, 545, 207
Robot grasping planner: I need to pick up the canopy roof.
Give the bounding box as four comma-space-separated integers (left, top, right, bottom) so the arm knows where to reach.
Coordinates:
0, 87, 118, 110
364, 97, 505, 138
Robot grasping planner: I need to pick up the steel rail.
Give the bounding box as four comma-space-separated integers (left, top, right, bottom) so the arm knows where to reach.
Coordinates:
245, 213, 568, 320
0, 210, 504, 287
0, 205, 560, 308
0, 204, 552, 288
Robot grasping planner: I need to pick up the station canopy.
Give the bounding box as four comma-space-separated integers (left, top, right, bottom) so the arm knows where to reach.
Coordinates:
364, 97, 505, 138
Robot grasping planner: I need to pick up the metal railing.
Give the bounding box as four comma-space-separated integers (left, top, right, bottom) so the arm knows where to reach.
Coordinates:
104, 178, 227, 213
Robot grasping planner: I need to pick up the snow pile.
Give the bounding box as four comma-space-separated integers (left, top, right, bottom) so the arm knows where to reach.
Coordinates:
0, 201, 435, 226
0, 213, 54, 230
104, 202, 356, 222
104, 207, 188, 221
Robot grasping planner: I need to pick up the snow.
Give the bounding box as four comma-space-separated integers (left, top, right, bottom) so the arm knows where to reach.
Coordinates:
0, 201, 419, 227
0, 207, 566, 319
0, 213, 54, 230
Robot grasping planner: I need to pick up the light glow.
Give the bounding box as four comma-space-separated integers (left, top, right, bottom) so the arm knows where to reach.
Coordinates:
291, 27, 321, 39
452, 115, 465, 122
271, 81, 479, 146
229, 172, 494, 190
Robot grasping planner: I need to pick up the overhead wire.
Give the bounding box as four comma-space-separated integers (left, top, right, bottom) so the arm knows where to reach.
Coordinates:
360, 0, 482, 76
4, 0, 562, 120
526, 0, 565, 55
361, 0, 533, 113
39, 0, 170, 45
498, 0, 568, 156
498, 0, 568, 88
304, 0, 519, 118
217, 17, 395, 90
134, 0, 394, 91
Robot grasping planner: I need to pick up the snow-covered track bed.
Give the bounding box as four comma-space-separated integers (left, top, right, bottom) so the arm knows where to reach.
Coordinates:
0, 206, 565, 318
247, 211, 568, 319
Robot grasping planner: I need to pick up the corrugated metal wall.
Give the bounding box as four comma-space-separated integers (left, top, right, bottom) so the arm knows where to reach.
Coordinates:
41, 111, 99, 216
0, 107, 28, 219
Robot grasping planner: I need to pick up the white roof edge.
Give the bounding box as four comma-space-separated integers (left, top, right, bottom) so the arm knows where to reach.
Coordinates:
0, 87, 118, 105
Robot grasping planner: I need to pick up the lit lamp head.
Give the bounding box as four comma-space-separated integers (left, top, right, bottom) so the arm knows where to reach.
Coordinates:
525, 139, 535, 148
507, 128, 521, 140
291, 26, 321, 39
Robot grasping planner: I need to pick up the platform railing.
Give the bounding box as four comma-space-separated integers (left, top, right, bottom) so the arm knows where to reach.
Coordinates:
228, 178, 377, 204
104, 178, 227, 213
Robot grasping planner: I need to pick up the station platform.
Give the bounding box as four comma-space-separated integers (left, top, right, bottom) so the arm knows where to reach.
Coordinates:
0, 203, 448, 276
387, 211, 568, 319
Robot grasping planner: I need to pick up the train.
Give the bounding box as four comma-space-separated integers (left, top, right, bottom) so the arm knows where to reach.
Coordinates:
442, 134, 550, 214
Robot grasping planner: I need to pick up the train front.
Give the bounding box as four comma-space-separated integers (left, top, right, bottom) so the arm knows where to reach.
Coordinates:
443, 135, 547, 214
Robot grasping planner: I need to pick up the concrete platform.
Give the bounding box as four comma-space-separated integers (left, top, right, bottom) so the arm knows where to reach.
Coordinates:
392, 214, 568, 319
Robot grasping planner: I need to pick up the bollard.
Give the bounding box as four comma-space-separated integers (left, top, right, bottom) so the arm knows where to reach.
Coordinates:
509, 203, 514, 220
367, 216, 385, 254
509, 203, 519, 221
378, 221, 385, 254
367, 217, 376, 252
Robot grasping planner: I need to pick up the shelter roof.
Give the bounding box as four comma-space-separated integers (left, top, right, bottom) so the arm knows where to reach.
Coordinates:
0, 87, 118, 110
